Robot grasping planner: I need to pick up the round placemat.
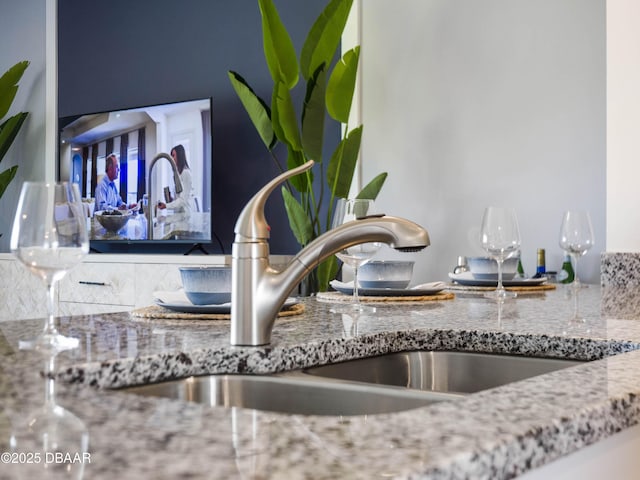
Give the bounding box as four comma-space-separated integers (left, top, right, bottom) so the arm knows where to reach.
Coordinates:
316, 291, 455, 303
446, 283, 556, 293
130, 302, 305, 321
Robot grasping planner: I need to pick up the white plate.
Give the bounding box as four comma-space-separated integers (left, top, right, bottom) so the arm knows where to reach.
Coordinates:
154, 296, 299, 314
448, 272, 548, 287
330, 280, 446, 297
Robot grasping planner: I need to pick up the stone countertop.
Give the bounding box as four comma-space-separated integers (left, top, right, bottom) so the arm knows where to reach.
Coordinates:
2, 286, 640, 479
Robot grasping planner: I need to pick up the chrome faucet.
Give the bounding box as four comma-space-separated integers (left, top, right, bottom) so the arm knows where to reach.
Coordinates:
147, 153, 183, 240
230, 160, 430, 346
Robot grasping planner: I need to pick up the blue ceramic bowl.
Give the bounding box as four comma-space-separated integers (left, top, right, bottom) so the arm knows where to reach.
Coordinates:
358, 261, 414, 289
467, 256, 519, 280
179, 266, 232, 305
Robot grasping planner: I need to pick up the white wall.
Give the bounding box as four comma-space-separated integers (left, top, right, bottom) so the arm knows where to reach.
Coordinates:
0, 0, 48, 250
356, 0, 605, 284
606, 0, 640, 251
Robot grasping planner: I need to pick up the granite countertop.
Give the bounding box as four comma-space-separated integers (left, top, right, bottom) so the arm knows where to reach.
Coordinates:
2, 285, 640, 479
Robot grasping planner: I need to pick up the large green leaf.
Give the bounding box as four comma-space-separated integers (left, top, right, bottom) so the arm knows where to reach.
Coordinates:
0, 166, 18, 199
301, 65, 326, 163
0, 113, 28, 164
0, 61, 29, 120
228, 71, 276, 150
326, 46, 360, 123
258, 0, 298, 89
327, 125, 362, 198
300, 0, 353, 80
282, 186, 314, 245
272, 82, 302, 151
357, 172, 388, 201
270, 85, 286, 147
316, 256, 339, 292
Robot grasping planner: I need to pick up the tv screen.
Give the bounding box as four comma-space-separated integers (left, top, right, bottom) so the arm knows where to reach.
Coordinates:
58, 97, 216, 254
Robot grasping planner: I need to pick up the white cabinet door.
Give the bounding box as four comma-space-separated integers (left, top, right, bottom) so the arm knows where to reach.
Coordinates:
59, 262, 136, 306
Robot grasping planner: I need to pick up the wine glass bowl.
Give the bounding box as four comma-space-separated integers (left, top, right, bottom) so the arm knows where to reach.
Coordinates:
331, 198, 381, 309
558, 210, 594, 289
10, 182, 89, 354
479, 207, 521, 301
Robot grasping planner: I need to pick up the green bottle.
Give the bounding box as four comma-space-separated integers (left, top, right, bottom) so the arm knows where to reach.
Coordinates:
516, 258, 525, 278
559, 254, 575, 284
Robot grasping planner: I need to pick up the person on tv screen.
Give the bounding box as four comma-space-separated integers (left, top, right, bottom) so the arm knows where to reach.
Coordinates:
157, 144, 195, 216
94, 154, 135, 212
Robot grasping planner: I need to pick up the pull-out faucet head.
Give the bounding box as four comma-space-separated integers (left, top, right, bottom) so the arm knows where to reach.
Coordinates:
295, 215, 429, 271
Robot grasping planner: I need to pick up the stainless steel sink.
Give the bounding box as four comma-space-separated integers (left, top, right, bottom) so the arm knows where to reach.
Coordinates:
303, 350, 584, 394
122, 373, 461, 416
121, 351, 583, 416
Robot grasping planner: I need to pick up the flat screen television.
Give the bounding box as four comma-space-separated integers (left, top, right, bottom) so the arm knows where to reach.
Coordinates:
58, 97, 218, 255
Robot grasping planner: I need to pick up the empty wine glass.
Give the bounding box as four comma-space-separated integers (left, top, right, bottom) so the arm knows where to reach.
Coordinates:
480, 207, 521, 301
331, 198, 381, 310
559, 210, 594, 290
10, 351, 89, 480
10, 182, 89, 354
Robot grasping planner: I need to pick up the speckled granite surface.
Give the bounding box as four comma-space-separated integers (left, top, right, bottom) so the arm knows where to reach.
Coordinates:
2, 286, 640, 479
601, 252, 640, 286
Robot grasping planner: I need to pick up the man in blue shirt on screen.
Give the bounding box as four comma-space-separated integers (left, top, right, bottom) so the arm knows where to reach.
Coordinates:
94, 154, 132, 211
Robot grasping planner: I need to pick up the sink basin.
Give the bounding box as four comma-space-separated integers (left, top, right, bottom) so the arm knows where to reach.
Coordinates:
303, 350, 584, 394
121, 351, 583, 416
122, 373, 461, 416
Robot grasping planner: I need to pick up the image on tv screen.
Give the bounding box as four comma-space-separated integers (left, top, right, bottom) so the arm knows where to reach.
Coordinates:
59, 98, 212, 246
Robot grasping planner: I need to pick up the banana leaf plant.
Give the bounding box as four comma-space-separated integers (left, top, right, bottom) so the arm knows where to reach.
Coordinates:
228, 0, 386, 293
0, 61, 29, 203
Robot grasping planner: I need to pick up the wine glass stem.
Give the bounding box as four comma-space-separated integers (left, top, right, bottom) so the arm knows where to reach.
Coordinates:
44, 354, 57, 408
570, 253, 581, 289
353, 266, 360, 304
496, 259, 505, 295
573, 287, 581, 320
45, 281, 59, 336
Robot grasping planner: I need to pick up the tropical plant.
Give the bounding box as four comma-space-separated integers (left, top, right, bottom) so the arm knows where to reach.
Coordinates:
228, 0, 386, 293
0, 61, 29, 203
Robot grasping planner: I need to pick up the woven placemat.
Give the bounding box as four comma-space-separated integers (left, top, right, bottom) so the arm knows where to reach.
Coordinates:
130, 302, 305, 320
316, 291, 455, 303
446, 283, 556, 293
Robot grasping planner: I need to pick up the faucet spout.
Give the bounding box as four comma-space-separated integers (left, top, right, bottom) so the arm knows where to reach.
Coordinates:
147, 153, 183, 240
230, 161, 430, 346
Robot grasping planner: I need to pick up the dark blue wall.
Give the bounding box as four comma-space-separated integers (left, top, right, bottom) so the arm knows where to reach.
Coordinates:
58, 0, 339, 255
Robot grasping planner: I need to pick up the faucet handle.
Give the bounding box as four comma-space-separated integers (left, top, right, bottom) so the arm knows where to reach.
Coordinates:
234, 160, 315, 242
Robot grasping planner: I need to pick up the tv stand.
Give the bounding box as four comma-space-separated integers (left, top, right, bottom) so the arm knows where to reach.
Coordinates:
183, 243, 210, 255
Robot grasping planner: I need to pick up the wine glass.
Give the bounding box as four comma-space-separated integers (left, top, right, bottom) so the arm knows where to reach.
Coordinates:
10, 352, 89, 480
558, 210, 594, 290
480, 207, 521, 301
10, 182, 89, 354
331, 198, 381, 310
